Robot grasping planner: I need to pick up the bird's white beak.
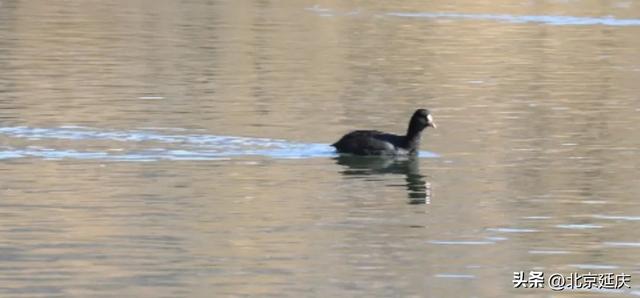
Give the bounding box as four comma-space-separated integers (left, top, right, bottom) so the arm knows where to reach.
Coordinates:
427, 114, 436, 129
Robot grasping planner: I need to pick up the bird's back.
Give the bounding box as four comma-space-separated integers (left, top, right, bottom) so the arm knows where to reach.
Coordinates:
332, 130, 406, 155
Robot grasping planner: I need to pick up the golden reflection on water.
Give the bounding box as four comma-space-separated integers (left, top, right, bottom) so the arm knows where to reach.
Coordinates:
0, 0, 639, 296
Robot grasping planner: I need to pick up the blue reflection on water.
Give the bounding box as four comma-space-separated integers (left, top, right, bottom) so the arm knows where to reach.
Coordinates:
386, 12, 640, 26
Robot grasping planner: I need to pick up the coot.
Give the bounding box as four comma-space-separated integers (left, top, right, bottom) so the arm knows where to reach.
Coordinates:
332, 109, 436, 155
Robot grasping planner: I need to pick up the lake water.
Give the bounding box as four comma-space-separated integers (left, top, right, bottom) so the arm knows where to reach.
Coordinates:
1, 0, 640, 297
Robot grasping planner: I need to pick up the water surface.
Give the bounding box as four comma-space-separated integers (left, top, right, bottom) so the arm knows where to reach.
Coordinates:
1, 0, 640, 297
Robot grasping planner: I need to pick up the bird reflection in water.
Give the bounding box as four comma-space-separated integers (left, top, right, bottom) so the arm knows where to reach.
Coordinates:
333, 155, 431, 204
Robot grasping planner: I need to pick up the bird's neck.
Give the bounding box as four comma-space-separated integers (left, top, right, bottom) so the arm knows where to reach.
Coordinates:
405, 126, 423, 149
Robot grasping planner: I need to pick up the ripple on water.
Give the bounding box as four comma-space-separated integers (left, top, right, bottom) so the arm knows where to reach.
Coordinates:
555, 224, 603, 230
485, 236, 508, 242
486, 228, 539, 233
435, 274, 476, 279
0, 126, 440, 161
592, 215, 640, 221
522, 216, 552, 220
604, 242, 640, 248
569, 264, 619, 270
528, 250, 572, 255
306, 5, 640, 26
384, 12, 640, 26
428, 240, 495, 245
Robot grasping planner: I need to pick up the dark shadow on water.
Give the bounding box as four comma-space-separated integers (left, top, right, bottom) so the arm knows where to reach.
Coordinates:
334, 155, 431, 205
